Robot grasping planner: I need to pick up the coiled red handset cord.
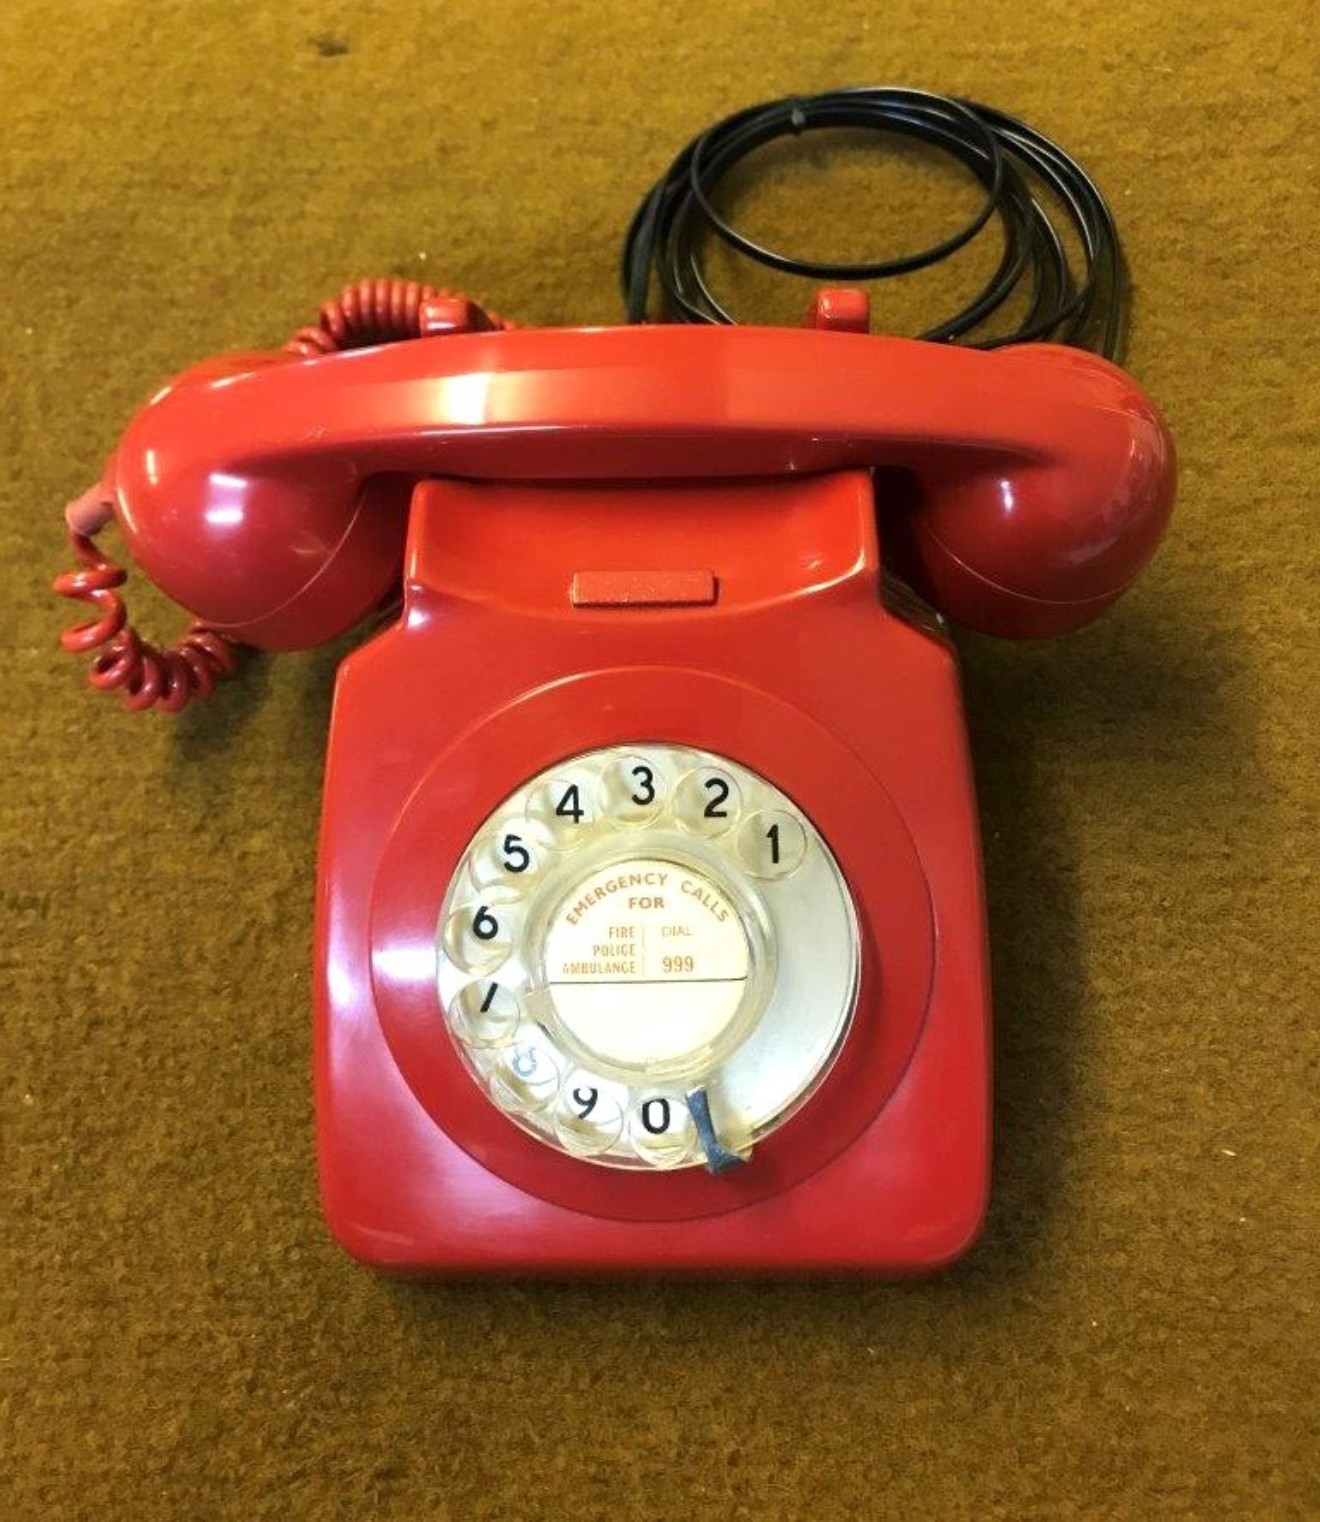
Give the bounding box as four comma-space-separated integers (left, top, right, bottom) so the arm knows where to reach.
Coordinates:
54, 278, 511, 713
54, 487, 244, 713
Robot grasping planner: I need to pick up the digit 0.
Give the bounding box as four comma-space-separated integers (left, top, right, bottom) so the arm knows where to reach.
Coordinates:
640, 1098, 671, 1135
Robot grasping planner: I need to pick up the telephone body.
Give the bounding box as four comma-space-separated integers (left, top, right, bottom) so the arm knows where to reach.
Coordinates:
64, 291, 1175, 1273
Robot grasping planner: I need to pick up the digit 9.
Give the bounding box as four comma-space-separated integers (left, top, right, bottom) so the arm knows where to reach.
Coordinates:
552, 1074, 625, 1155
661, 954, 696, 975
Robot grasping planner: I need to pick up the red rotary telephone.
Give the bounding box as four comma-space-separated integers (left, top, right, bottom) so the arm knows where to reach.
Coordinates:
56, 279, 1174, 1274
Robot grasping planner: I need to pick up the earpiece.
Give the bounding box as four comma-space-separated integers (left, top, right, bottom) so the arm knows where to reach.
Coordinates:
878, 344, 1175, 638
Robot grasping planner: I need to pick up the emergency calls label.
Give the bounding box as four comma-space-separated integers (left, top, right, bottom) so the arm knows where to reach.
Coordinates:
546, 860, 747, 983
541, 856, 752, 1072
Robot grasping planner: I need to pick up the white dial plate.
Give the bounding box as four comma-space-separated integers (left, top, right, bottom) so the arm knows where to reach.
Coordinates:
435, 744, 859, 1171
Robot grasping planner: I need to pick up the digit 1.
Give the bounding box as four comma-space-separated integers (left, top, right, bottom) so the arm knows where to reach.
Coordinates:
479, 982, 499, 1013
766, 822, 781, 865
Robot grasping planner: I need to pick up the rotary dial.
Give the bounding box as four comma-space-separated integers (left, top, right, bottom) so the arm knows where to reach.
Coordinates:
435, 744, 859, 1171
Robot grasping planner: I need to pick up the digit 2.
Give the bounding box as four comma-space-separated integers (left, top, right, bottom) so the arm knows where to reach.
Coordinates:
703, 776, 730, 818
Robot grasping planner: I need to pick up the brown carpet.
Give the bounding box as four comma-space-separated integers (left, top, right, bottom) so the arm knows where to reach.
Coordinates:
3, 1, 1316, 1517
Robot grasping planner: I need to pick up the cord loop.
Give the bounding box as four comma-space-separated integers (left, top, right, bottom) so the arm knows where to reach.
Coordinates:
621, 87, 1125, 357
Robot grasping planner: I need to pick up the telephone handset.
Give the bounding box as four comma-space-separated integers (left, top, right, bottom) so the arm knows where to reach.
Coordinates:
57, 281, 1174, 1273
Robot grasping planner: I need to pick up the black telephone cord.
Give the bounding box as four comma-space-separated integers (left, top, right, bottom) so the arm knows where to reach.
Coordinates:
621, 87, 1126, 359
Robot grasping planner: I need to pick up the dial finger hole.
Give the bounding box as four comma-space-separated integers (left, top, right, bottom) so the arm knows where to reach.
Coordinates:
627, 1094, 698, 1167
449, 980, 520, 1048
467, 820, 555, 888
599, 753, 667, 825
736, 808, 809, 878
526, 771, 597, 844
442, 896, 521, 974
489, 1036, 562, 1112
552, 1073, 627, 1156
674, 766, 742, 836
